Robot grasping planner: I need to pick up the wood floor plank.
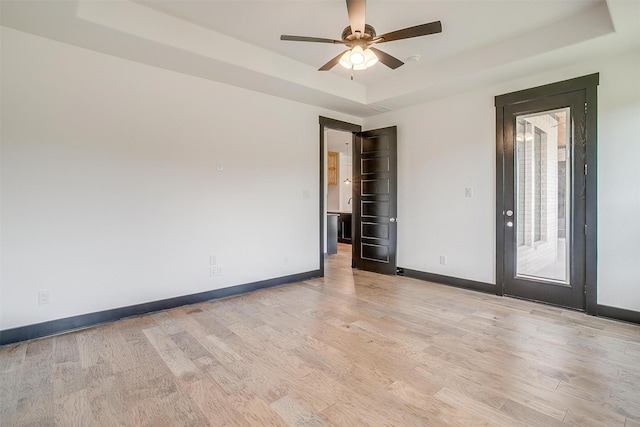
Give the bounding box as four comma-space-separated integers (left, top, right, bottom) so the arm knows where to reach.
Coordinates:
0, 342, 27, 373
12, 389, 55, 426
127, 395, 173, 427
166, 307, 210, 339
435, 386, 528, 427
499, 398, 566, 427
226, 322, 315, 380
169, 331, 210, 361
227, 389, 289, 427
14, 340, 55, 422
86, 375, 129, 426
0, 370, 19, 424
120, 328, 172, 382
116, 368, 177, 404
142, 326, 203, 384
193, 355, 248, 394
158, 388, 210, 427
77, 329, 111, 372
52, 333, 80, 365
151, 312, 185, 336
385, 380, 479, 426
627, 417, 640, 427
563, 408, 626, 427
283, 370, 341, 414
197, 332, 243, 365
54, 389, 93, 427
270, 395, 328, 427
53, 361, 85, 399
184, 378, 248, 426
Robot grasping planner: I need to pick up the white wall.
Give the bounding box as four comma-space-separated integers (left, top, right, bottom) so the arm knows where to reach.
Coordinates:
326, 153, 352, 213
327, 169, 340, 212
338, 153, 352, 213
596, 50, 640, 311
364, 48, 640, 312
326, 129, 352, 214
365, 89, 497, 284
0, 27, 361, 330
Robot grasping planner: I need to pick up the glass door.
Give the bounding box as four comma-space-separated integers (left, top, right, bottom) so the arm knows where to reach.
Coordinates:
502, 91, 586, 309
514, 108, 571, 283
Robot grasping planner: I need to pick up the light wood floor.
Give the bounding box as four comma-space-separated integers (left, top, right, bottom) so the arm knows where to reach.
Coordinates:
2, 244, 640, 426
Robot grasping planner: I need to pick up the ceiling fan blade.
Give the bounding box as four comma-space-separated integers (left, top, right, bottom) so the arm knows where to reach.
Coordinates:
346, 0, 366, 35
280, 35, 345, 44
319, 50, 348, 71
369, 47, 404, 69
375, 21, 442, 44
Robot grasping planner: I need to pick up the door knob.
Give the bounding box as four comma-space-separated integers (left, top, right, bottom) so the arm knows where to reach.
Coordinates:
390, 217, 397, 223
507, 221, 513, 227
506, 210, 513, 217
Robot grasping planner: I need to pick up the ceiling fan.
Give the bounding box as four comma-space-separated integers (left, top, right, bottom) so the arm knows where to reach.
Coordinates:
280, 0, 442, 72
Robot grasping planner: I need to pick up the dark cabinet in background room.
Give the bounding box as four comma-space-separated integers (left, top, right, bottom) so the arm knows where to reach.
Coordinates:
338, 213, 352, 244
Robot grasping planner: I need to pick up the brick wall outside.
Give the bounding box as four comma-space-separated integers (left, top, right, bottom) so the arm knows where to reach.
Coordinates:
516, 112, 566, 281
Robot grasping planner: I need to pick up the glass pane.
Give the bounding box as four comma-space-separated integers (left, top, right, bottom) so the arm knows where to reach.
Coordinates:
514, 108, 570, 284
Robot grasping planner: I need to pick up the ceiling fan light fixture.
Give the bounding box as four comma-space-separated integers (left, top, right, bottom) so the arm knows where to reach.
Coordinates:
281, 1, 443, 73
339, 51, 352, 69
343, 47, 377, 71
363, 48, 378, 67
349, 46, 365, 65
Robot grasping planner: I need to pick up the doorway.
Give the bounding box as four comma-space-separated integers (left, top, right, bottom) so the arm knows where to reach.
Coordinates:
326, 129, 354, 245
495, 74, 598, 312
319, 117, 399, 277
319, 117, 361, 276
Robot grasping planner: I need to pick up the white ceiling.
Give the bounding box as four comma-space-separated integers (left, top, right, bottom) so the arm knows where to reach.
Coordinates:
2, 0, 639, 117
138, 0, 602, 84
326, 128, 352, 153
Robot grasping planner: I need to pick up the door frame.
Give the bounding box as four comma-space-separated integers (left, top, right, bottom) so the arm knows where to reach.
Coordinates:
495, 73, 599, 314
319, 116, 361, 276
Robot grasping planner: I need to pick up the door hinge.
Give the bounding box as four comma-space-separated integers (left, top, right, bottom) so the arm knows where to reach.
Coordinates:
584, 164, 588, 175
585, 102, 588, 114
584, 224, 588, 235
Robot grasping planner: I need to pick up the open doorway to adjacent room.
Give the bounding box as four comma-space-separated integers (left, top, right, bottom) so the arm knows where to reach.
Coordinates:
319, 117, 399, 277
319, 118, 360, 274
326, 129, 354, 243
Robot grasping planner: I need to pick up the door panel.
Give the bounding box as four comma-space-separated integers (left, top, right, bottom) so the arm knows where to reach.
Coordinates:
353, 127, 397, 275
502, 91, 586, 309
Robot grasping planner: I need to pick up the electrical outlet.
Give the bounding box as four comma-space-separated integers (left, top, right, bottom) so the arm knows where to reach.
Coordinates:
38, 291, 50, 305
217, 265, 223, 276
465, 187, 474, 198
439, 255, 447, 265
210, 266, 217, 277
209, 255, 217, 266
283, 257, 289, 265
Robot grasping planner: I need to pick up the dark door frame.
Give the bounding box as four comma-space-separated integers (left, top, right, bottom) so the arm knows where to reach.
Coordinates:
319, 116, 361, 276
495, 73, 599, 314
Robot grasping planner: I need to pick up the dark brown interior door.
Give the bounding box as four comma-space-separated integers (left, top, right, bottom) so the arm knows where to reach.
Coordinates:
352, 126, 398, 275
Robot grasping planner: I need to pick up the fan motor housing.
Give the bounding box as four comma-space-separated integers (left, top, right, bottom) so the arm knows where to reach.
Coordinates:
341, 24, 377, 41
